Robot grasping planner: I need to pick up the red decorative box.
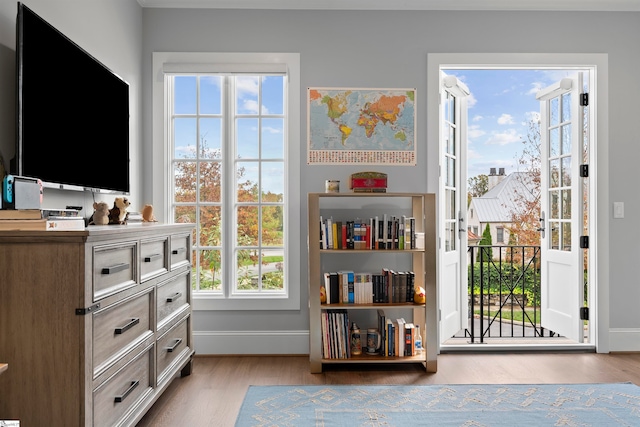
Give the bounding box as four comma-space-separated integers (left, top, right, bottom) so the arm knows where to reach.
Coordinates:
349, 172, 387, 193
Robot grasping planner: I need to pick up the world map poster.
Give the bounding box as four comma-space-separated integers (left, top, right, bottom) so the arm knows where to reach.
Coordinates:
307, 88, 417, 165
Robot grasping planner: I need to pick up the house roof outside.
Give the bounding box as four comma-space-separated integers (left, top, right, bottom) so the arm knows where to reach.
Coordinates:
470, 171, 538, 223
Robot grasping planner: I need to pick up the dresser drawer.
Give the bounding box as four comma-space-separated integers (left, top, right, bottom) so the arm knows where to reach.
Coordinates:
93, 242, 137, 300
170, 233, 191, 270
93, 290, 153, 376
140, 237, 168, 282
157, 272, 190, 328
157, 315, 190, 384
93, 346, 153, 427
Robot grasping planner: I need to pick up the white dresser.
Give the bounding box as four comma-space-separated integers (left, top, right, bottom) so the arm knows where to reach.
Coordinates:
0, 223, 194, 426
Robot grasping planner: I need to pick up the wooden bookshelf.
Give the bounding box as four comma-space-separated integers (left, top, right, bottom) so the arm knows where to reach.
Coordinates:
308, 192, 437, 373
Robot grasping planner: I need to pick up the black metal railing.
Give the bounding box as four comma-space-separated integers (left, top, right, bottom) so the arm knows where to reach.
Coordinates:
465, 245, 558, 343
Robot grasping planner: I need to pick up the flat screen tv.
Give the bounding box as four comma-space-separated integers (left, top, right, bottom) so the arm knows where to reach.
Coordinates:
14, 2, 130, 194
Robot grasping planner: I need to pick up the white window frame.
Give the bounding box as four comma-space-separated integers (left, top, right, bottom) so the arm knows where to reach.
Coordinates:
152, 52, 301, 311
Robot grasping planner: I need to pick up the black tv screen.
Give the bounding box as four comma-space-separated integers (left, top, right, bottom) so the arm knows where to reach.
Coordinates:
15, 3, 130, 194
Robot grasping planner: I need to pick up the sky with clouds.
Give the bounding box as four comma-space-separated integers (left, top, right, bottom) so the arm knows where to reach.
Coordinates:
443, 68, 578, 179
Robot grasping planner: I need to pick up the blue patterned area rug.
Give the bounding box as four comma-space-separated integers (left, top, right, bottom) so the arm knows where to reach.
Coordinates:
234, 383, 640, 426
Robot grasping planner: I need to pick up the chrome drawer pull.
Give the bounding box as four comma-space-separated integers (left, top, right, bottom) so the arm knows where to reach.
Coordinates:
114, 318, 139, 334
143, 253, 162, 262
165, 338, 183, 353
114, 380, 139, 403
101, 262, 129, 275
166, 292, 182, 303
172, 247, 186, 255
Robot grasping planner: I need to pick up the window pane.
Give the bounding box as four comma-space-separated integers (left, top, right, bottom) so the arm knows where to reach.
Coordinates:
261, 76, 284, 115
549, 128, 559, 157
561, 157, 571, 187
549, 159, 560, 188
237, 205, 259, 246
199, 160, 221, 203
174, 118, 197, 159
550, 190, 559, 219
262, 162, 284, 197
550, 97, 558, 126
237, 161, 259, 202
236, 76, 259, 114
445, 222, 455, 251
174, 161, 197, 203
237, 118, 259, 159
562, 124, 571, 156
199, 206, 221, 247
198, 249, 222, 291
262, 205, 283, 246
175, 205, 196, 224
174, 76, 196, 114
562, 222, 572, 251
562, 189, 572, 219
550, 221, 559, 249
261, 118, 284, 159
561, 92, 571, 123
261, 249, 284, 291
200, 118, 222, 155
236, 248, 260, 290
200, 76, 222, 115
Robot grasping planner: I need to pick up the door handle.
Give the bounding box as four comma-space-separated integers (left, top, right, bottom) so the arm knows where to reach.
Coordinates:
537, 211, 546, 238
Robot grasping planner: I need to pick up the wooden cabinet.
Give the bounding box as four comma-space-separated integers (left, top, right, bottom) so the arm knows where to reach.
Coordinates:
0, 223, 194, 426
308, 193, 437, 373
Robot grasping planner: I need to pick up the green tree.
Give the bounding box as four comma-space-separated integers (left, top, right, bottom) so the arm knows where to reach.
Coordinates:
507, 117, 541, 246
467, 174, 489, 206
478, 223, 493, 261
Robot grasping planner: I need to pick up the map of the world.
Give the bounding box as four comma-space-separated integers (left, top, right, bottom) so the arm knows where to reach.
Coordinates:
307, 88, 416, 165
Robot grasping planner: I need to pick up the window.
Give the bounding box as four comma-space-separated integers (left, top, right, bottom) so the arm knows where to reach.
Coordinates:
153, 52, 300, 311
497, 226, 504, 243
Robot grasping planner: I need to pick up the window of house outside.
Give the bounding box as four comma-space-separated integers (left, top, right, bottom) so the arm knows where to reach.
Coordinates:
497, 226, 504, 243
154, 52, 301, 311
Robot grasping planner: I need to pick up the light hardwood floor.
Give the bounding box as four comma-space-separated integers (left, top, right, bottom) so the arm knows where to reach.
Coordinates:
136, 352, 640, 427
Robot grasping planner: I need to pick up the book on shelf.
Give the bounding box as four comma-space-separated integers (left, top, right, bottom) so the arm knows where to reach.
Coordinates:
396, 318, 406, 357
0, 209, 42, 220
404, 323, 415, 356
321, 309, 350, 359
41, 208, 81, 218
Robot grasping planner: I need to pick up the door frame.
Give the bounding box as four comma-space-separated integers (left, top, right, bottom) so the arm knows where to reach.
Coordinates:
426, 53, 610, 353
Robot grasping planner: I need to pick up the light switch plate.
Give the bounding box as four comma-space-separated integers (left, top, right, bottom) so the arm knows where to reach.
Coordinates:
613, 202, 624, 219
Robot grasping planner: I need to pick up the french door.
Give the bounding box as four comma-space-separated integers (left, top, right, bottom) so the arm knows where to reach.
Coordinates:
438, 73, 470, 341
537, 74, 586, 343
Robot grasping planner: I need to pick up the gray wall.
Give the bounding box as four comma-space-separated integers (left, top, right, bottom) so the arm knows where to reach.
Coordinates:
1, 1, 639, 353
141, 8, 640, 353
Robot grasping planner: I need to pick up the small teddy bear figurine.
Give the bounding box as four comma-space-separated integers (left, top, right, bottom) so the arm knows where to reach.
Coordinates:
142, 204, 158, 222
108, 197, 131, 225
88, 201, 110, 225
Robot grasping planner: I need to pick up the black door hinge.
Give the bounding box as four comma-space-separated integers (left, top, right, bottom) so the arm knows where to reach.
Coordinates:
75, 303, 100, 315
580, 93, 589, 106
580, 236, 589, 249
580, 164, 588, 177
580, 307, 589, 320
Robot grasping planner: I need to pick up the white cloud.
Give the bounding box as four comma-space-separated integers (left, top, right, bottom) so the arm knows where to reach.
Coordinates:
485, 129, 521, 146
468, 125, 486, 141
497, 114, 515, 125
467, 92, 477, 108
472, 115, 483, 122
527, 81, 545, 95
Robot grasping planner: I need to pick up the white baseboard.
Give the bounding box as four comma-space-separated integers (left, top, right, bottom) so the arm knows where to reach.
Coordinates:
609, 328, 640, 352
193, 330, 310, 355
